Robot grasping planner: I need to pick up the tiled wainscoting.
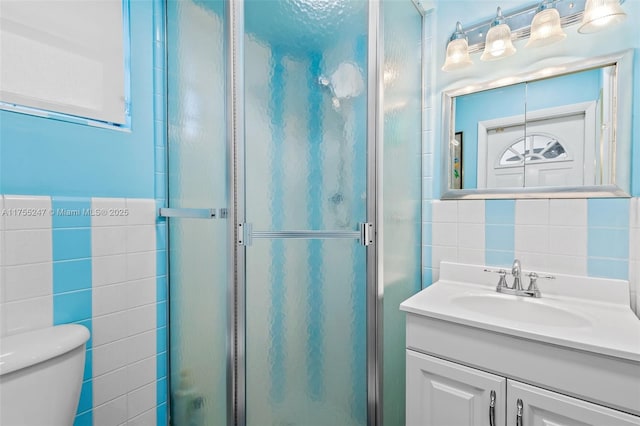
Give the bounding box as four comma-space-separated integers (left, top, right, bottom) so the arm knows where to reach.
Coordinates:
423, 197, 640, 315
0, 195, 167, 426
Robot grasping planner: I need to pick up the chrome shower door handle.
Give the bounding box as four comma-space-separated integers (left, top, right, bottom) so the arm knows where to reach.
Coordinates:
158, 207, 221, 219
516, 398, 524, 426
489, 390, 496, 426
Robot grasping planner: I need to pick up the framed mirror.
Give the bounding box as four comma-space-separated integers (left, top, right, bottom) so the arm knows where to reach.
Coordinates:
441, 50, 633, 199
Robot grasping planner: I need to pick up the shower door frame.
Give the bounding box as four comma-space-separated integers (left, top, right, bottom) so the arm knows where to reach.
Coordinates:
226, 0, 379, 423
221, 1, 426, 425
227, 0, 380, 422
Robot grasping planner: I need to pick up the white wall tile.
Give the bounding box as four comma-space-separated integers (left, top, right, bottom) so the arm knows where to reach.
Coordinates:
126, 199, 157, 226
93, 338, 130, 377
432, 222, 457, 247
93, 227, 128, 257
515, 199, 549, 225
127, 356, 156, 392
630, 260, 639, 317
94, 368, 129, 407
0, 198, 5, 292
543, 255, 587, 276
0, 196, 5, 231
629, 198, 639, 229
3, 229, 52, 266
432, 245, 457, 270
0, 296, 52, 335
127, 382, 156, 419
513, 252, 550, 273
548, 226, 588, 257
127, 304, 156, 337
458, 248, 485, 265
92, 198, 128, 227
126, 252, 156, 281
126, 278, 157, 309
3, 196, 52, 230
93, 395, 127, 426
127, 330, 156, 365
515, 225, 549, 253
94, 282, 129, 316
549, 199, 587, 227
126, 225, 156, 254
127, 407, 156, 426
93, 311, 130, 347
458, 223, 484, 250
432, 200, 458, 223
93, 255, 127, 287
457, 200, 485, 223
3, 262, 52, 302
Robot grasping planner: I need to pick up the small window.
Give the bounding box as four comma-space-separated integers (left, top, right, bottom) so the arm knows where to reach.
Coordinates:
499, 133, 568, 166
0, 0, 128, 125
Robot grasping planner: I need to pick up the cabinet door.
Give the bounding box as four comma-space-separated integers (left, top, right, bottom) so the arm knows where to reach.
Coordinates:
406, 350, 506, 426
507, 380, 640, 426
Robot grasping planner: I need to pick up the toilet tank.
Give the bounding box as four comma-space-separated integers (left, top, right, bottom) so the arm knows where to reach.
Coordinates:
0, 324, 90, 426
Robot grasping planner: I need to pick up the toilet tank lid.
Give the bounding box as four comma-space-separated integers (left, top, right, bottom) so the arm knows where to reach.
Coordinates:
0, 324, 90, 376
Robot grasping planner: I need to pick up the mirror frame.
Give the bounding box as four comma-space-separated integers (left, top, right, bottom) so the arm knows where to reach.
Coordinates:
440, 50, 634, 200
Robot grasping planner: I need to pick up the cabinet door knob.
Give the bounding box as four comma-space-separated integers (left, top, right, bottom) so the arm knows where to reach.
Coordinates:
516, 398, 524, 426
489, 390, 496, 426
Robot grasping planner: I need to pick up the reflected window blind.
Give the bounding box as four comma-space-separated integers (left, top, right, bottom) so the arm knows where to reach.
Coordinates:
0, 0, 126, 124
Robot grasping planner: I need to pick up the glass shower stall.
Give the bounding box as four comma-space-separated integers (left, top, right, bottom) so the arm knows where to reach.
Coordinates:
164, 0, 423, 424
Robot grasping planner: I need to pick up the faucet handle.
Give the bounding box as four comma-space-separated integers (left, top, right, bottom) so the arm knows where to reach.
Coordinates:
527, 272, 555, 292
484, 268, 509, 290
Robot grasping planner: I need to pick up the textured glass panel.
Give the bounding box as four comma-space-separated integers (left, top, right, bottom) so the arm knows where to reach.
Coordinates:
246, 239, 367, 425
244, 1, 368, 423
166, 1, 227, 425
381, 2, 423, 426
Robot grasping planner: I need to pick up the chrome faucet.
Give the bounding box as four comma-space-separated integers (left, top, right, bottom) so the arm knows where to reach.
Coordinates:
511, 259, 523, 290
484, 259, 555, 298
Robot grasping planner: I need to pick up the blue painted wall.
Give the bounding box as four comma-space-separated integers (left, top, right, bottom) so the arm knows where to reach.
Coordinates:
0, 0, 155, 199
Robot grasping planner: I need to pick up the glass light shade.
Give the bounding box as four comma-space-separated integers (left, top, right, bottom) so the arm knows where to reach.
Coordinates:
442, 38, 473, 72
480, 24, 517, 61
579, 0, 627, 34
526, 8, 567, 48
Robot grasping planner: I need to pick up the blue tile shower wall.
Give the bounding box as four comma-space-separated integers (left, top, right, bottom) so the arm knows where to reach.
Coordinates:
0, 0, 168, 424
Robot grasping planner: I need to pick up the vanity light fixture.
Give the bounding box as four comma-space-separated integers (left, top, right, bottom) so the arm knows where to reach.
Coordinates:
441, 22, 473, 72
579, 0, 627, 33
441, 0, 628, 72
526, 0, 567, 47
480, 7, 517, 61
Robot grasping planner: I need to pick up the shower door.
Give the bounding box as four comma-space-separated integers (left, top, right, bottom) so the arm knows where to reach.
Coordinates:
241, 1, 371, 424
166, 1, 228, 425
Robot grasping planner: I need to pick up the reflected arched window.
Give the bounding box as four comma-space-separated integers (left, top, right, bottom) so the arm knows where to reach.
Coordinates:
498, 133, 568, 167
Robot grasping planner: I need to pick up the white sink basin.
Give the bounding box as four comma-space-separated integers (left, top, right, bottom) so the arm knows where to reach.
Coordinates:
400, 262, 640, 362
451, 294, 592, 328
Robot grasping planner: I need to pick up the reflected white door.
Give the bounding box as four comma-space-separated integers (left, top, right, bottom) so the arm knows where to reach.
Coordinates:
479, 103, 596, 189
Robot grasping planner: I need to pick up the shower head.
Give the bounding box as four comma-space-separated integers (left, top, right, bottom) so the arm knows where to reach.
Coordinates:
318, 62, 364, 110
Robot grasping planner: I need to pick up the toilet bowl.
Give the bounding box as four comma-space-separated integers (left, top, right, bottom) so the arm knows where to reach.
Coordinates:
0, 324, 90, 426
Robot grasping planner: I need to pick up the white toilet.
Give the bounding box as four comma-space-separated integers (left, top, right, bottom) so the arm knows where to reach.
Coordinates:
0, 324, 90, 426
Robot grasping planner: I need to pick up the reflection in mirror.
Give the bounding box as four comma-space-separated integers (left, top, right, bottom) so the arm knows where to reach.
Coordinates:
442, 51, 633, 199
453, 66, 612, 190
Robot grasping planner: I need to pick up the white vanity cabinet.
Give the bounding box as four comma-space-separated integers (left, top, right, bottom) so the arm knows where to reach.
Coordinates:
406, 350, 505, 426
406, 349, 640, 426
401, 262, 640, 426
507, 380, 640, 426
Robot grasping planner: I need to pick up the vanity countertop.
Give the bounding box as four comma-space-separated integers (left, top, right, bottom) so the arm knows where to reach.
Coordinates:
401, 262, 640, 363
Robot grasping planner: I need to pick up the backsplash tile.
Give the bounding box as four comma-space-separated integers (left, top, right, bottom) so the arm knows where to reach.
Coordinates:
423, 196, 640, 316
